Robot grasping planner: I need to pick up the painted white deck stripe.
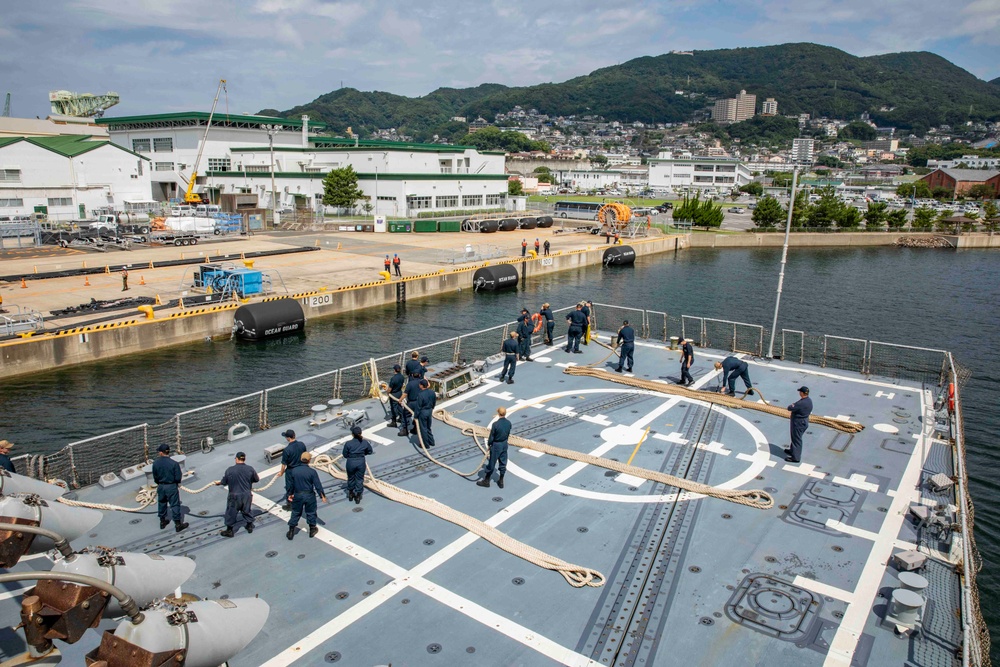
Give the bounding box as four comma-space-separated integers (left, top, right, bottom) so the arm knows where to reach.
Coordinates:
832, 474, 880, 493
825, 519, 880, 542
412, 577, 602, 667
615, 473, 647, 486
546, 406, 578, 416
259, 580, 407, 667
487, 391, 515, 400
365, 433, 395, 447
0, 585, 32, 602
782, 462, 826, 479
793, 575, 857, 604
518, 447, 544, 458
579, 414, 612, 426
822, 388, 935, 667
652, 432, 689, 445
735, 451, 777, 468
698, 440, 732, 456
263, 436, 623, 666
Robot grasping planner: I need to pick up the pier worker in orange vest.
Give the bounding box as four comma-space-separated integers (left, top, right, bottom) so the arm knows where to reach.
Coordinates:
384, 255, 391, 274
534, 238, 540, 254
521, 239, 527, 256
392, 253, 401, 277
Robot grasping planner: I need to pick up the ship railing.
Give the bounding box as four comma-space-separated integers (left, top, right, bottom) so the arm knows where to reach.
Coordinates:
9, 309, 960, 491
947, 353, 989, 667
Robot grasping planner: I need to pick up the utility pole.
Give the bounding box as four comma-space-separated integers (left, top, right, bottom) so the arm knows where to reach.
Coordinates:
262, 124, 280, 228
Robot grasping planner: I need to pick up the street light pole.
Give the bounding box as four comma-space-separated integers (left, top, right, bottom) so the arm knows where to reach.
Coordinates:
263, 124, 280, 228
766, 164, 800, 359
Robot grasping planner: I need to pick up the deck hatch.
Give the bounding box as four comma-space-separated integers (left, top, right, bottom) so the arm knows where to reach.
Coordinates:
726, 574, 821, 641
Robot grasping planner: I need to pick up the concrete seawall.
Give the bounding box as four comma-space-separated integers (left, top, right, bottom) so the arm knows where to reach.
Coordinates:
0, 234, 686, 379
687, 231, 916, 248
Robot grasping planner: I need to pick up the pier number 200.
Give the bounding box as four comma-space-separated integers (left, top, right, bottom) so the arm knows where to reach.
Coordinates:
308, 294, 334, 307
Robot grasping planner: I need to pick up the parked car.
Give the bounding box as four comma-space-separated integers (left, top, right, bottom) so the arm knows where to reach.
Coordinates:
654, 203, 673, 212
727, 207, 745, 214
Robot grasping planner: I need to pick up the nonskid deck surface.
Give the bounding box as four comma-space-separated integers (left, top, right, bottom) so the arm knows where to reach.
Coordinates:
0, 334, 960, 666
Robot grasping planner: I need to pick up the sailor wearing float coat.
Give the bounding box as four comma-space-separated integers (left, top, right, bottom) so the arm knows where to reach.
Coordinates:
478, 407, 512, 489
343, 426, 374, 505
786, 387, 813, 463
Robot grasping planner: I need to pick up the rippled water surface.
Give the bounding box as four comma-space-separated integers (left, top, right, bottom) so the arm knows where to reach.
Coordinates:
2, 246, 998, 659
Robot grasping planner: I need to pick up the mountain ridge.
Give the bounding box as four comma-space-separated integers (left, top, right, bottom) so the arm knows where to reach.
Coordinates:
263, 43, 1000, 140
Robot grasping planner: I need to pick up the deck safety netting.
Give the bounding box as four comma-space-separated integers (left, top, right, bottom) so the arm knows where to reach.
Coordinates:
822, 335, 868, 373
868, 341, 948, 385
646, 310, 668, 342
454, 324, 508, 363
263, 370, 339, 428
734, 323, 765, 357
18, 307, 974, 505
176, 392, 263, 453
338, 363, 375, 404
406, 338, 459, 367
590, 304, 644, 342
681, 316, 704, 346
37, 425, 150, 488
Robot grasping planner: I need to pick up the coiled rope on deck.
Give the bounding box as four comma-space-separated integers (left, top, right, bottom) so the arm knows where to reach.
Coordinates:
309, 453, 604, 588
564, 366, 864, 434
435, 409, 774, 509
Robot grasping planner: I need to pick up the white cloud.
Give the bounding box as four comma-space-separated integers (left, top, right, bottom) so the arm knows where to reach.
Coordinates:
0, 0, 996, 120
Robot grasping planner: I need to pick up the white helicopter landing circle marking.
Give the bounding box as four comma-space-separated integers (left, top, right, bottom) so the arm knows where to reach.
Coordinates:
501, 388, 771, 503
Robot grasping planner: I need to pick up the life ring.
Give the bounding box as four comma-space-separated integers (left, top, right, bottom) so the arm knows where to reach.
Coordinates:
948, 382, 955, 413
531, 313, 544, 333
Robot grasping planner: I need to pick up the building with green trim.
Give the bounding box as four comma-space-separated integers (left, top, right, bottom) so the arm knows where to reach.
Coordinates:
0, 134, 151, 221
98, 112, 509, 216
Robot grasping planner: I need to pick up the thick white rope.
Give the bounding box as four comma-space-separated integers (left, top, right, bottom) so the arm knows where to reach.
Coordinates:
435, 409, 774, 510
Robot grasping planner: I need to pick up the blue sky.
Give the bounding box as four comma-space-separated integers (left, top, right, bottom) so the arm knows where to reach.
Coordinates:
2, 0, 998, 119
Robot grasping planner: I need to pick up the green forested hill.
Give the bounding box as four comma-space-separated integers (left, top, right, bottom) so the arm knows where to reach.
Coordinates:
263, 43, 1000, 138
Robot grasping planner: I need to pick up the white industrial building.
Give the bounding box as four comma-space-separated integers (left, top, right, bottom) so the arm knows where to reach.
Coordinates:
98, 112, 509, 216
0, 134, 151, 221
647, 152, 751, 193
98, 112, 325, 203
217, 138, 508, 217
556, 167, 648, 192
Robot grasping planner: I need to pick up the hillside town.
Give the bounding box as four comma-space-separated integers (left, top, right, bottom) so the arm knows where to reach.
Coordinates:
1, 84, 998, 235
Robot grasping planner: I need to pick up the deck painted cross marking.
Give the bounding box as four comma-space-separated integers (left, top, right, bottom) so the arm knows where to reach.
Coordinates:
875, 391, 896, 399
652, 431, 689, 445
546, 405, 578, 417
698, 440, 732, 456
783, 462, 826, 479
832, 474, 880, 493
737, 452, 777, 468
579, 414, 612, 426
487, 391, 515, 400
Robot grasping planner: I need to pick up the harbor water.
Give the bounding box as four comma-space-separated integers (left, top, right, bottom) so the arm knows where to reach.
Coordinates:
1, 246, 998, 659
